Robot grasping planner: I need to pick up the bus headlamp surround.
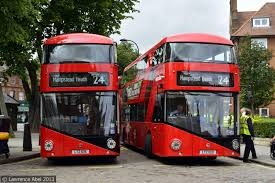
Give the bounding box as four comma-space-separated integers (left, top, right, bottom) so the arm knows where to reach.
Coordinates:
107, 138, 116, 149
44, 140, 54, 151
232, 139, 239, 150
170, 139, 182, 151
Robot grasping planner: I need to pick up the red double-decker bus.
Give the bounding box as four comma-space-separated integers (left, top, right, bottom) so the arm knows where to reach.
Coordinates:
40, 33, 119, 159
120, 33, 240, 159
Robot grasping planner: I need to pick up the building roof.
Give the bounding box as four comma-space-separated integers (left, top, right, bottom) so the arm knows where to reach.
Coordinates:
4, 94, 19, 104
237, 11, 256, 28
232, 3, 275, 37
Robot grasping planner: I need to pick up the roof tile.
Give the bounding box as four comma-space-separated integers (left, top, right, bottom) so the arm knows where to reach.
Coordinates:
232, 3, 275, 37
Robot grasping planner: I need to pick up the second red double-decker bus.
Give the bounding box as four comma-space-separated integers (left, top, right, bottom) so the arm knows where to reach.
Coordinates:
40, 33, 119, 159
120, 33, 240, 158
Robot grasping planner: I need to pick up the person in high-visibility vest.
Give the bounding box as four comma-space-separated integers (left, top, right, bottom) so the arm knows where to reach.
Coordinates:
240, 108, 257, 163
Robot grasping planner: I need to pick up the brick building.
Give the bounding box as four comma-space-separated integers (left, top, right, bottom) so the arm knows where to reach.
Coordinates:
1, 75, 26, 102
230, 0, 275, 117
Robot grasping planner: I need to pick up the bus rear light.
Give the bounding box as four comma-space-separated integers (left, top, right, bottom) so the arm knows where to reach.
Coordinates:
44, 140, 54, 151
170, 139, 182, 151
107, 138, 116, 149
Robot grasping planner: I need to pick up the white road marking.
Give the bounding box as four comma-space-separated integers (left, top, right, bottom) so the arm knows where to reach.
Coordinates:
8, 157, 40, 165
254, 163, 275, 170
88, 165, 123, 169
20, 168, 55, 172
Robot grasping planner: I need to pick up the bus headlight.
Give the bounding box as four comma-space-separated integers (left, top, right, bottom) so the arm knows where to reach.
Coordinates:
232, 139, 239, 150
44, 140, 54, 151
170, 139, 182, 151
107, 138, 116, 149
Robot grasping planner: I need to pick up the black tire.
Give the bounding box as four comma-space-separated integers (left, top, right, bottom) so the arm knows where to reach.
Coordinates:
107, 156, 118, 163
207, 156, 217, 160
144, 134, 153, 158
47, 157, 56, 161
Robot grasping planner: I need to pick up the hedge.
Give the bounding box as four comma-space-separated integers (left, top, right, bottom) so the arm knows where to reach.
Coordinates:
253, 118, 275, 138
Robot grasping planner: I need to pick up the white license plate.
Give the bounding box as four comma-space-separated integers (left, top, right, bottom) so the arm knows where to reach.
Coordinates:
199, 150, 217, 155
72, 149, 90, 154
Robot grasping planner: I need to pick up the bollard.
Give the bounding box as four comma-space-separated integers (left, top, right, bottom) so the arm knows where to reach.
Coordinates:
23, 123, 32, 151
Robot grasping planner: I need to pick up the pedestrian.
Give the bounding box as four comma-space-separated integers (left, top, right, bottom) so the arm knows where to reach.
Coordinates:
240, 108, 257, 163
0, 117, 11, 159
270, 135, 275, 160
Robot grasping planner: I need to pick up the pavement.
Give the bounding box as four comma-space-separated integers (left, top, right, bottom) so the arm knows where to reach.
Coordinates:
0, 132, 275, 167
239, 138, 275, 167
0, 131, 40, 165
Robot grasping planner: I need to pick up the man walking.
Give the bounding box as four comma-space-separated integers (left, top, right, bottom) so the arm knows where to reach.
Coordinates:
240, 108, 257, 163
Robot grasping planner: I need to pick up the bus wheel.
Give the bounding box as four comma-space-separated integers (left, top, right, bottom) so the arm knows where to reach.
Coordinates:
47, 157, 58, 162
207, 156, 217, 160
107, 156, 117, 163
144, 134, 153, 158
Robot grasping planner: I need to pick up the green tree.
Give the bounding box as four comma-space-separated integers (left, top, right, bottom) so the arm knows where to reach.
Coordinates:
238, 36, 275, 113
117, 42, 138, 75
0, 0, 139, 131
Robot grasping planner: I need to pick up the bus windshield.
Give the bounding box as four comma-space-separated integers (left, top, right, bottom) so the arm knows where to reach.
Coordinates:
165, 43, 236, 63
41, 92, 117, 136
166, 92, 238, 137
43, 44, 115, 64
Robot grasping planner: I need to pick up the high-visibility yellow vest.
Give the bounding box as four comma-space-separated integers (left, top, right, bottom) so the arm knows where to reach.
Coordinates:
240, 115, 251, 135
223, 114, 234, 128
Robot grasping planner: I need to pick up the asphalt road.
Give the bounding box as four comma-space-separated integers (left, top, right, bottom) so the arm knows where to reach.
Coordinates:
0, 146, 274, 183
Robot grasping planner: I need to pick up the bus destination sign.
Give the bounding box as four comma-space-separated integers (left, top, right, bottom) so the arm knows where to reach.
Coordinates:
125, 80, 142, 99
177, 71, 233, 87
49, 72, 109, 87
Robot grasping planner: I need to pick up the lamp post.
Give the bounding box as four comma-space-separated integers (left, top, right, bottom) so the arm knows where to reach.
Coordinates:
120, 38, 139, 57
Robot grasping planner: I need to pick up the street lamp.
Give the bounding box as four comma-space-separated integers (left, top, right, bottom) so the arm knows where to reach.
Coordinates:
120, 38, 139, 56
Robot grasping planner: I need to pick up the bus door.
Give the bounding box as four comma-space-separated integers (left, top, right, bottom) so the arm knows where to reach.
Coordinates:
151, 92, 164, 155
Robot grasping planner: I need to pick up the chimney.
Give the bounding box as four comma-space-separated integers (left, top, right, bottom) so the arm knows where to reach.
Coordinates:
230, 0, 239, 35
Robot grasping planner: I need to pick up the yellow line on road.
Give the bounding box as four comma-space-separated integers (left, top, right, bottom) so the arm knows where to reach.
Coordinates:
120, 146, 128, 151
9, 157, 40, 165
254, 164, 275, 170
20, 168, 55, 172
153, 164, 169, 167
88, 165, 123, 169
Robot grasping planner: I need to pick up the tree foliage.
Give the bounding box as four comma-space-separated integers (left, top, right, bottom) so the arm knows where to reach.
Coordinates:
0, 0, 41, 46
42, 0, 139, 37
0, 0, 139, 131
117, 42, 138, 75
237, 36, 275, 111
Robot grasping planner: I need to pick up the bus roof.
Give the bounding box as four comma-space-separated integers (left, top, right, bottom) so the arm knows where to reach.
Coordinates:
124, 33, 233, 72
44, 33, 114, 45
163, 33, 233, 45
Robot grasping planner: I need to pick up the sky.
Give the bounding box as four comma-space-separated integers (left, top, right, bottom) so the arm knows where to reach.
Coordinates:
111, 0, 275, 53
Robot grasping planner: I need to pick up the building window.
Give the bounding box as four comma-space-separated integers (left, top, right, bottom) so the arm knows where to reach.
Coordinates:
251, 38, 268, 49
9, 90, 15, 98
253, 18, 270, 27
19, 92, 25, 101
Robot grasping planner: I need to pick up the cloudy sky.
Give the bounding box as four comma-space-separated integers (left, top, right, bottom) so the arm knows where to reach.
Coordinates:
111, 0, 275, 53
